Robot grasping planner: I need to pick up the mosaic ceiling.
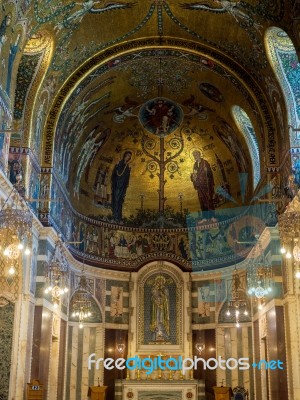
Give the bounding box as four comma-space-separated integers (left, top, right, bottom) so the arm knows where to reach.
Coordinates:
3, 0, 298, 231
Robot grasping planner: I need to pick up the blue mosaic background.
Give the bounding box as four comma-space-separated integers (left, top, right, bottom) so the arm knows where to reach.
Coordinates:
187, 203, 277, 271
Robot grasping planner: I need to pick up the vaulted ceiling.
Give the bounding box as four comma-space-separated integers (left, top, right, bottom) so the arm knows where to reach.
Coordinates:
7, 0, 299, 226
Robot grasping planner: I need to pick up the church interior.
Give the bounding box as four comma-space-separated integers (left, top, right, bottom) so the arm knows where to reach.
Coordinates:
1, 1, 300, 399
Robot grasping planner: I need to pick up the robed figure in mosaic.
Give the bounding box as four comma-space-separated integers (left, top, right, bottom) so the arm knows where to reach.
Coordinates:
111, 151, 132, 221
191, 150, 215, 215
150, 275, 170, 341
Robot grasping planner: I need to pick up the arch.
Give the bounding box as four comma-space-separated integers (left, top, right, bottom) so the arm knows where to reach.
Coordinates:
12, 30, 54, 151
232, 106, 260, 189
42, 37, 277, 170
137, 260, 184, 286
265, 27, 300, 148
136, 261, 184, 351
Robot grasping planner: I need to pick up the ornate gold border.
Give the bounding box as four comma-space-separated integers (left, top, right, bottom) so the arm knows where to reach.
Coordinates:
16, 31, 54, 146
137, 261, 183, 352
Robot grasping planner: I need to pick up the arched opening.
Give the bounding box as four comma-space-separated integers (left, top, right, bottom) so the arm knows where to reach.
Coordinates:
232, 106, 260, 189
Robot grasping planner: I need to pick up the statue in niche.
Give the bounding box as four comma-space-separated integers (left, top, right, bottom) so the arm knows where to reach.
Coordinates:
150, 275, 170, 341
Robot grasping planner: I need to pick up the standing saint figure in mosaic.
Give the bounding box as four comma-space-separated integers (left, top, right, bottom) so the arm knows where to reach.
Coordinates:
191, 150, 215, 218
111, 151, 132, 222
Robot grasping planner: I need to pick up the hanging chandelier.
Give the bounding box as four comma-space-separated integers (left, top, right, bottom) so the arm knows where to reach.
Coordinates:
195, 343, 205, 355
44, 239, 69, 308
116, 343, 126, 354
70, 274, 92, 328
278, 205, 300, 278
225, 268, 249, 328
0, 187, 32, 276
247, 240, 273, 299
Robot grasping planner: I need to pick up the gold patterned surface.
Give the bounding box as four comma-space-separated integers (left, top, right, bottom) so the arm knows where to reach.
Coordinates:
4, 0, 296, 226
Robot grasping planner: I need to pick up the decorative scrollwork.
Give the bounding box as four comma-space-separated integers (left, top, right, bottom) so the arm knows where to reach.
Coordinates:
144, 138, 156, 150
181, 126, 193, 136
147, 161, 158, 173
169, 138, 181, 149
167, 161, 178, 174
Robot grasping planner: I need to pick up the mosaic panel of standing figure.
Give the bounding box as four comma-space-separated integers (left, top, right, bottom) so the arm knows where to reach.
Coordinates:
73, 125, 110, 198
177, 235, 190, 260
0, 129, 10, 173
27, 160, 40, 212
143, 273, 177, 345
213, 117, 248, 173
198, 285, 210, 317
68, 218, 86, 252
111, 151, 132, 222
191, 149, 216, 219
0, 5, 24, 98
110, 286, 123, 318
31, 94, 48, 159
93, 162, 110, 206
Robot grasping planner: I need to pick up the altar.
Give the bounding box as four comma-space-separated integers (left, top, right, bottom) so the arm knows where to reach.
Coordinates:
115, 379, 205, 400
116, 264, 206, 400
